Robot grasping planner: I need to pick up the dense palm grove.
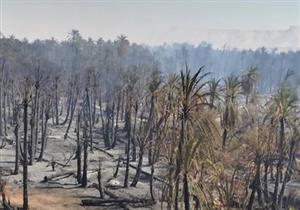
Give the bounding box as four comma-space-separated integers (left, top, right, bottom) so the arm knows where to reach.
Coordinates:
0, 31, 299, 210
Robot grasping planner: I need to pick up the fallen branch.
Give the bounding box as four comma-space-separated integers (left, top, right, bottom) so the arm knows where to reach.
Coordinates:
41, 171, 76, 183
129, 164, 168, 186
91, 144, 114, 158
81, 198, 155, 206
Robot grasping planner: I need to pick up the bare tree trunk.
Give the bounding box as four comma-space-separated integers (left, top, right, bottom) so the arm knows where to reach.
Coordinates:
23, 79, 29, 210
29, 101, 35, 166
148, 95, 155, 165
3, 90, 7, 136
61, 93, 72, 125
34, 91, 40, 156
64, 95, 78, 139
131, 146, 144, 187
76, 110, 82, 184
131, 101, 138, 162
92, 90, 97, 125
13, 107, 20, 175
97, 162, 104, 199
113, 156, 121, 178
38, 98, 50, 161
86, 88, 93, 152
0, 58, 5, 136
124, 105, 131, 188
112, 93, 120, 148
54, 77, 59, 125
81, 124, 88, 187
263, 161, 269, 202
150, 164, 155, 201
183, 173, 190, 210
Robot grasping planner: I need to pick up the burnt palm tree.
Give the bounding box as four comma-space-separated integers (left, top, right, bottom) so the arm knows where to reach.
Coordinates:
241, 66, 258, 105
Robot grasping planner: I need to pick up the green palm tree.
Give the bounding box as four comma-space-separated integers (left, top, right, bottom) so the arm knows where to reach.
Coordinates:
208, 78, 221, 109
174, 64, 210, 210
266, 84, 298, 210
222, 74, 241, 149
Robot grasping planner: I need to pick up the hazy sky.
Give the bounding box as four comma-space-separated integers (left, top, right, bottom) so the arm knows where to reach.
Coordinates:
0, 0, 299, 46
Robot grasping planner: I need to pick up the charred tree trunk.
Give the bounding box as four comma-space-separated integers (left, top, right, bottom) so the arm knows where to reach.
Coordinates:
150, 164, 155, 201
76, 110, 82, 184
38, 98, 50, 162
34, 89, 40, 157
29, 102, 35, 166
0, 58, 5, 136
112, 93, 121, 148
131, 101, 138, 162
131, 146, 144, 187
124, 105, 131, 188
81, 124, 88, 187
64, 94, 78, 139
183, 173, 190, 210
54, 77, 59, 125
86, 88, 93, 152
3, 90, 7, 136
13, 107, 20, 175
113, 156, 121, 178
61, 92, 72, 125
23, 79, 29, 210
97, 162, 104, 199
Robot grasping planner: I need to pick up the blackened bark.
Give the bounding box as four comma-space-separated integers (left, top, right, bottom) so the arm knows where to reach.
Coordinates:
81, 125, 88, 187
150, 164, 155, 201
76, 111, 82, 184
54, 77, 59, 125
131, 147, 144, 187
13, 107, 20, 175
132, 101, 138, 162
64, 95, 78, 139
183, 173, 190, 210
23, 79, 29, 210
124, 110, 131, 188
97, 162, 104, 199
38, 98, 50, 161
